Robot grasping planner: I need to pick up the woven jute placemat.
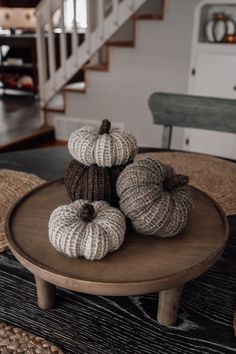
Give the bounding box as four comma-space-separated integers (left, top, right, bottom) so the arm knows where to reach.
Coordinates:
0, 169, 45, 253
137, 151, 236, 216
0, 323, 64, 353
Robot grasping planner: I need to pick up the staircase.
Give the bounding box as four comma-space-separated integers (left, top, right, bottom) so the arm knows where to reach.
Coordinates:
36, 0, 208, 155
35, 0, 168, 145
36, 0, 157, 108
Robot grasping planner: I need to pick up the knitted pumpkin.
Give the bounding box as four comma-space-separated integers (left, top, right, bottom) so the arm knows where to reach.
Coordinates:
48, 200, 126, 260
64, 159, 127, 207
116, 158, 193, 238
68, 119, 137, 167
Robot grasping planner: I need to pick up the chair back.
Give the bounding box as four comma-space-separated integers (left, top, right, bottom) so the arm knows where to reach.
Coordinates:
148, 92, 236, 149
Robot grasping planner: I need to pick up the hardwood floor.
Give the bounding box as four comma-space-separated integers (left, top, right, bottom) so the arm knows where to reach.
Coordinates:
0, 93, 55, 152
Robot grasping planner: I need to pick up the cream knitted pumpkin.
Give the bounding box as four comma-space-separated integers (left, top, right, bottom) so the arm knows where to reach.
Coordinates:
117, 158, 193, 238
68, 119, 137, 167
48, 200, 126, 260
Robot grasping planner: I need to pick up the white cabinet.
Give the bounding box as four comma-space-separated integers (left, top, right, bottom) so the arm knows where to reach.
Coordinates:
186, 0, 236, 159
194, 52, 236, 99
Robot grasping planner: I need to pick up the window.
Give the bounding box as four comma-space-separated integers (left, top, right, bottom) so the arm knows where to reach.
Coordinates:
64, 0, 87, 31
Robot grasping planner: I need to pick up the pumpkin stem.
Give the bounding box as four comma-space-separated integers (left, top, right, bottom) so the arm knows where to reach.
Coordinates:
163, 174, 189, 192
99, 119, 111, 134
79, 203, 95, 222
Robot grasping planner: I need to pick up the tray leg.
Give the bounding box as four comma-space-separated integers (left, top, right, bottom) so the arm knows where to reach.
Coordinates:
157, 285, 183, 326
35, 276, 56, 309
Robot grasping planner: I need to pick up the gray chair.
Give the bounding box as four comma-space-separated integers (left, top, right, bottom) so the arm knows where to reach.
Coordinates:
148, 92, 236, 150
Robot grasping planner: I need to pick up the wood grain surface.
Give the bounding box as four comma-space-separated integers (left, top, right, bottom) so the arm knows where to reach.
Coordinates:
149, 92, 236, 133
6, 179, 229, 296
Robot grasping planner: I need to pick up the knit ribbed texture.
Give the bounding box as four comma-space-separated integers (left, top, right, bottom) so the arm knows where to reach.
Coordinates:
68, 120, 138, 167
49, 200, 126, 260
117, 158, 193, 238
64, 159, 127, 207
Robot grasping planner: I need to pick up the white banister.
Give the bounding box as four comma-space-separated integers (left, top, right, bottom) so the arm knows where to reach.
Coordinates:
86, 0, 91, 55
36, 15, 46, 105
113, 0, 119, 26
59, 0, 67, 80
48, 8, 56, 95
72, 0, 78, 67
98, 0, 104, 41
129, 0, 135, 11
36, 0, 148, 107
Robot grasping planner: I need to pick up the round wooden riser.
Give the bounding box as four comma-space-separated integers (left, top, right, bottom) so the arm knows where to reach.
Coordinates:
6, 179, 229, 326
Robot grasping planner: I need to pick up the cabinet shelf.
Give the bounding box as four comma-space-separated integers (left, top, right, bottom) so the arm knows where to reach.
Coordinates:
0, 83, 35, 93
0, 63, 35, 71
0, 31, 38, 96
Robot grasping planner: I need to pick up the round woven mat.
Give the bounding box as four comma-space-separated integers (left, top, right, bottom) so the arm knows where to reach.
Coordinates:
0, 323, 64, 353
137, 151, 236, 216
0, 169, 45, 253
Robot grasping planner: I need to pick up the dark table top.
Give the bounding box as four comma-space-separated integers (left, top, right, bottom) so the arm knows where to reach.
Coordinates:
0, 146, 162, 180
0, 147, 71, 180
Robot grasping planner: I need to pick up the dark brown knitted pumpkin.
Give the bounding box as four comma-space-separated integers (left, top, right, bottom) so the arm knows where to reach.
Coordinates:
64, 159, 127, 207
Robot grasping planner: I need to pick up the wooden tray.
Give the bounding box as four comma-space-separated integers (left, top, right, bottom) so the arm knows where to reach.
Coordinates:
6, 179, 229, 296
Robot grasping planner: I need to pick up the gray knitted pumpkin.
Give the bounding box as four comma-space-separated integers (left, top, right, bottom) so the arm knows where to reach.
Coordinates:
116, 158, 193, 238
68, 119, 137, 167
49, 200, 126, 260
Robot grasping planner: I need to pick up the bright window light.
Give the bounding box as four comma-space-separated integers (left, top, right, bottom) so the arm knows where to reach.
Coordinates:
64, 0, 87, 31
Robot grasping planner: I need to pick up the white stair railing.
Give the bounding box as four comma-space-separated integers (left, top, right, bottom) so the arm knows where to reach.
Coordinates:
36, 0, 147, 107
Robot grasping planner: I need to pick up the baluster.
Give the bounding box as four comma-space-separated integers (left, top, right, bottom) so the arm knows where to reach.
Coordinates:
113, 0, 119, 26
98, 0, 104, 41
129, 0, 135, 11
59, 0, 67, 79
48, 7, 56, 92
86, 0, 91, 54
36, 14, 46, 105
72, 0, 78, 67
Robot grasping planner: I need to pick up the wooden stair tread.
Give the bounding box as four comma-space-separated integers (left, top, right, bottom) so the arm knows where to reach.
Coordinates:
107, 40, 135, 47
64, 82, 86, 93
133, 14, 163, 20
85, 63, 109, 72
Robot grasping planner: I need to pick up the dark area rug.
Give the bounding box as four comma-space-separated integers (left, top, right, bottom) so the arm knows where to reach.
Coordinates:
0, 217, 235, 354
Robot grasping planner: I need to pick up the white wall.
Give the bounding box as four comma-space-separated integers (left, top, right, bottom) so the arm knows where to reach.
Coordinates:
58, 0, 200, 148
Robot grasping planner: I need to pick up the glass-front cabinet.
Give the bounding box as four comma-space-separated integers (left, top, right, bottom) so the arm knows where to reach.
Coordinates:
185, 0, 236, 159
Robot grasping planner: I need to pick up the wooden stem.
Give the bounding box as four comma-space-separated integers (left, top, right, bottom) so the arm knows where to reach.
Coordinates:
35, 276, 56, 309
157, 285, 183, 326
